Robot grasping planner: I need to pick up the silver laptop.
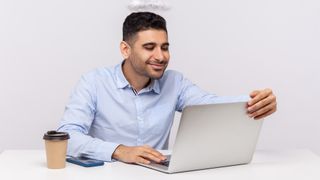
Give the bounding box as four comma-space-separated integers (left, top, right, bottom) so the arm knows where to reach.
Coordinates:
139, 102, 263, 173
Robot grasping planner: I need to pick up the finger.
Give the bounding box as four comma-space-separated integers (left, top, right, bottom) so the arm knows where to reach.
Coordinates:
139, 151, 163, 163
136, 156, 150, 164
249, 90, 260, 98
248, 94, 276, 113
253, 108, 276, 120
248, 89, 272, 106
141, 145, 166, 160
249, 102, 276, 119
141, 146, 166, 161
249, 89, 271, 105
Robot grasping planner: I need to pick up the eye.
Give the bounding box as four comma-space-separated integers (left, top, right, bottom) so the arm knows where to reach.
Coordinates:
144, 45, 155, 51
161, 45, 169, 51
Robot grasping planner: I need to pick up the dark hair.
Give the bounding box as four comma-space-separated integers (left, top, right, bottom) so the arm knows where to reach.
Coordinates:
122, 12, 167, 42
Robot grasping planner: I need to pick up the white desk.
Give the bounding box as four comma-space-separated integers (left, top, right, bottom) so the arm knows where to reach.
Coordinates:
0, 149, 320, 180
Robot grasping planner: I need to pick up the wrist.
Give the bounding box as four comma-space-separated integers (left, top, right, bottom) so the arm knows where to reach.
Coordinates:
112, 144, 125, 160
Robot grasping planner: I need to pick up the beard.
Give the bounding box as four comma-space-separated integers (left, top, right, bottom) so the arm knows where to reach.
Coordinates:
145, 59, 168, 79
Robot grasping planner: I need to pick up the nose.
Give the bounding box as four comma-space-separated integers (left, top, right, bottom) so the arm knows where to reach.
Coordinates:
154, 47, 165, 62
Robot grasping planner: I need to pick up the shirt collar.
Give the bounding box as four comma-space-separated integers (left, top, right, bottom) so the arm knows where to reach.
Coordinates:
148, 78, 161, 94
114, 61, 130, 89
114, 61, 161, 94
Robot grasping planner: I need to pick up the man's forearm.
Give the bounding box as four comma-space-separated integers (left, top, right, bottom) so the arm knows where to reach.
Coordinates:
58, 128, 120, 161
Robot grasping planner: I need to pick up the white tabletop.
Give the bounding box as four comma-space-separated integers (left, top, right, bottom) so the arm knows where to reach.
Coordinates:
0, 149, 320, 180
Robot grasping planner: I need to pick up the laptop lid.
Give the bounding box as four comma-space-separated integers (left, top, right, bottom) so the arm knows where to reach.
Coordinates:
167, 102, 263, 173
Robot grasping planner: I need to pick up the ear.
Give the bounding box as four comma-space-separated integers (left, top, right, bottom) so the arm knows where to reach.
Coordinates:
120, 41, 131, 59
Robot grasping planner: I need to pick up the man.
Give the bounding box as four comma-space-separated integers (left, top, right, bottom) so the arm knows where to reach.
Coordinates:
58, 12, 277, 165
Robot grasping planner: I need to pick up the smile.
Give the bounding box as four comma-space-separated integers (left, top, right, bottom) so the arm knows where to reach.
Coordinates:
148, 63, 166, 70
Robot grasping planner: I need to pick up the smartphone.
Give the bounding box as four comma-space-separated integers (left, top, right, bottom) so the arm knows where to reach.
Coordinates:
66, 156, 104, 167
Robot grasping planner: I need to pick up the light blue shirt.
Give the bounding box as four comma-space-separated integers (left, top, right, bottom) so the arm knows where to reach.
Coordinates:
58, 61, 249, 161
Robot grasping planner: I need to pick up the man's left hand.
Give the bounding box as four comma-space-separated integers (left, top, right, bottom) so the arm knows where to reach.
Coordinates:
247, 88, 277, 120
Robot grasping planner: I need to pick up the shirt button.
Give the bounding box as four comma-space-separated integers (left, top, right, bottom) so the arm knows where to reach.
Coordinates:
137, 116, 143, 121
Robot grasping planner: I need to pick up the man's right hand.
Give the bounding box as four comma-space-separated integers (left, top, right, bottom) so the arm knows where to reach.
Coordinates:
112, 144, 167, 164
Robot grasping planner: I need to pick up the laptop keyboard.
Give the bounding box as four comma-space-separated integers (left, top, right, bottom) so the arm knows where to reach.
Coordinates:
159, 160, 170, 167
157, 155, 171, 167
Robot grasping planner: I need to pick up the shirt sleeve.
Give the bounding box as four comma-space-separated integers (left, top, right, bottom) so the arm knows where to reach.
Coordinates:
57, 74, 120, 162
175, 74, 250, 112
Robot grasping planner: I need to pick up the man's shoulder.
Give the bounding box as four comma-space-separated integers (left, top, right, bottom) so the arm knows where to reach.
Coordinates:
160, 69, 185, 82
163, 69, 183, 78
80, 65, 116, 82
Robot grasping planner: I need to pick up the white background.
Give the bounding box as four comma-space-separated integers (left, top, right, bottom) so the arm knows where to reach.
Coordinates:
0, 0, 319, 155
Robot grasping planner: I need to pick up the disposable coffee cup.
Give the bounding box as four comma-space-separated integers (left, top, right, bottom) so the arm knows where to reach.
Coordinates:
43, 130, 70, 169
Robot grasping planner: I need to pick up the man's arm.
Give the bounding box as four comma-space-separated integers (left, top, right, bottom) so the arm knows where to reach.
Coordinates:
58, 74, 119, 161
175, 74, 277, 119
175, 75, 249, 111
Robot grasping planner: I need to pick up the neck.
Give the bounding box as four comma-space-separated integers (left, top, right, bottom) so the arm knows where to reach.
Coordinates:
122, 60, 151, 92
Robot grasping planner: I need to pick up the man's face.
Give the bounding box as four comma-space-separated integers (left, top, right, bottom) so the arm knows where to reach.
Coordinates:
126, 29, 170, 79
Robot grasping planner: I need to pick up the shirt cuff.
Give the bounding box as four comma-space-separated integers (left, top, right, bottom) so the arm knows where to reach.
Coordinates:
97, 142, 120, 162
